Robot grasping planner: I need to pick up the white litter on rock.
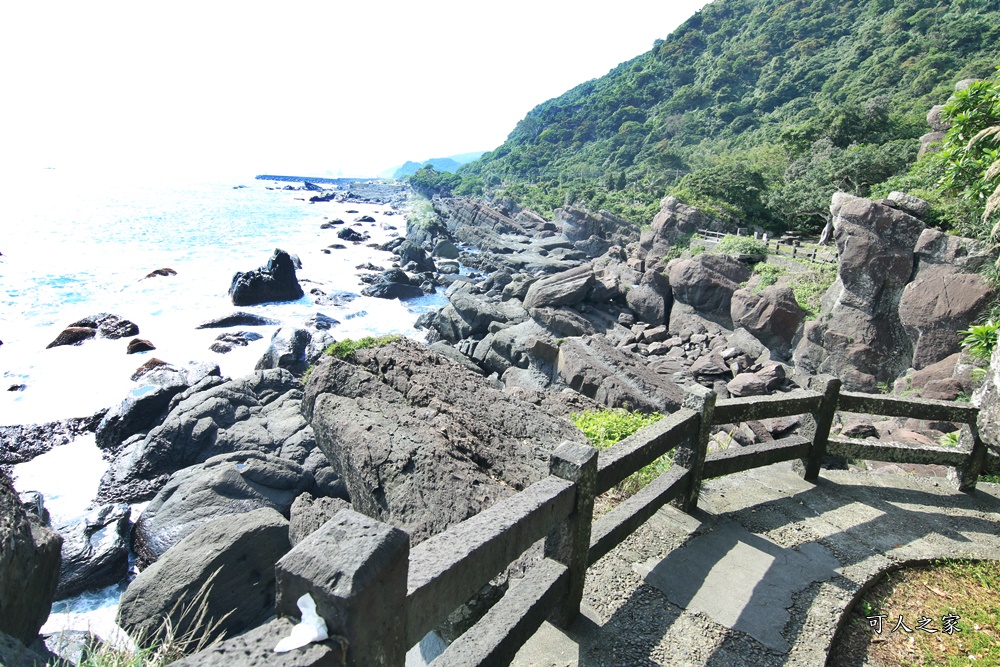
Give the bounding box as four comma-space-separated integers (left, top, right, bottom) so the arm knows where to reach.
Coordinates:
274, 593, 329, 653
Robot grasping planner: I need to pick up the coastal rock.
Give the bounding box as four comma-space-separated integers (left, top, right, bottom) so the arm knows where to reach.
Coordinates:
638, 196, 714, 264
69, 313, 140, 340
0, 469, 62, 646
143, 268, 177, 279
556, 335, 685, 413
46, 326, 96, 349
395, 240, 436, 272
0, 631, 55, 667
97, 369, 314, 504
118, 508, 291, 649
95, 365, 193, 453
302, 337, 585, 543
625, 269, 672, 325
793, 193, 924, 390
0, 414, 102, 465
126, 338, 156, 354
523, 265, 595, 310
337, 227, 367, 242
432, 240, 460, 259
255, 327, 329, 376
228, 248, 304, 306
55, 504, 131, 600
195, 312, 280, 328
361, 281, 424, 300
209, 331, 264, 353
668, 254, 750, 327
898, 229, 995, 369
131, 452, 313, 569
288, 493, 350, 546
730, 285, 805, 360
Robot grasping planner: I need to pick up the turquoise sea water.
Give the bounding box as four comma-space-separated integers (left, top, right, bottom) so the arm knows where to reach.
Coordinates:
2, 167, 440, 642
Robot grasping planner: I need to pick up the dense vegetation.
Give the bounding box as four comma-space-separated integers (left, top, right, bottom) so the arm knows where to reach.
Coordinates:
430, 0, 999, 236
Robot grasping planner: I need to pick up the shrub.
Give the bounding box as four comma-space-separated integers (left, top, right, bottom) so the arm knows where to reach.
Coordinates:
571, 409, 666, 497
324, 334, 400, 361
750, 262, 786, 290
716, 234, 767, 255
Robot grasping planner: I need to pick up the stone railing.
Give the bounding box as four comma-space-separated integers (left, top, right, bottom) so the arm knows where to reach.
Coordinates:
178, 377, 995, 666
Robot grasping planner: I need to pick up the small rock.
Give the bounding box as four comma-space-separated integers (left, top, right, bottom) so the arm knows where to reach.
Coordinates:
126, 339, 155, 354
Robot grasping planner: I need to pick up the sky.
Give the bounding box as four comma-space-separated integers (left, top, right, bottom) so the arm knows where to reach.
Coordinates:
1, 1, 709, 179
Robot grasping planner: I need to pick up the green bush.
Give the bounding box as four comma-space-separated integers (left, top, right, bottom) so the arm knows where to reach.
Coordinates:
789, 263, 837, 319
751, 262, 786, 290
959, 320, 999, 363
716, 234, 768, 256
324, 335, 400, 361
571, 409, 666, 497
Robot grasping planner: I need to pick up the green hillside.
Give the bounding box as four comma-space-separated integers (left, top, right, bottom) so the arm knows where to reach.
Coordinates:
450, 0, 999, 234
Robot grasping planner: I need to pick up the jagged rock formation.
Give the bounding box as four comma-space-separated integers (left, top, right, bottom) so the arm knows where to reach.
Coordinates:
0, 470, 62, 647
301, 337, 586, 544
228, 248, 304, 306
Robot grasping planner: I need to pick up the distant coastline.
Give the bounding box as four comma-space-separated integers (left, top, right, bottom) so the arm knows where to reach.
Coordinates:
254, 174, 382, 184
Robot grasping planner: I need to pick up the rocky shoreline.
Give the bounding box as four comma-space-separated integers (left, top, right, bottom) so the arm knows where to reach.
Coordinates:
3, 167, 1000, 664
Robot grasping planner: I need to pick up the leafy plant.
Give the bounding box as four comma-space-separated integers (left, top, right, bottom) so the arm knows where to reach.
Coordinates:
938, 431, 960, 447
750, 262, 786, 291
959, 320, 999, 362
571, 409, 666, 497
789, 263, 837, 319
324, 334, 400, 361
716, 234, 768, 256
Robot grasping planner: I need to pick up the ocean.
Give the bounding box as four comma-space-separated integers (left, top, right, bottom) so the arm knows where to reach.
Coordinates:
1, 167, 442, 642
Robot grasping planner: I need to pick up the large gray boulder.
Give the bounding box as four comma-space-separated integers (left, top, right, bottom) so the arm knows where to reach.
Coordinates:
523, 265, 596, 310
95, 364, 194, 453
668, 254, 751, 326
626, 269, 672, 325
97, 369, 315, 504
131, 452, 315, 569
794, 193, 924, 391
0, 470, 62, 646
556, 335, 685, 413
117, 508, 291, 650
730, 285, 805, 360
229, 248, 304, 306
898, 229, 995, 369
302, 337, 585, 544
55, 504, 130, 599
255, 327, 332, 377
638, 197, 715, 264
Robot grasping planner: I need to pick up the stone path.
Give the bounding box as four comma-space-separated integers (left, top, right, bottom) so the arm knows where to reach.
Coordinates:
511, 462, 1000, 666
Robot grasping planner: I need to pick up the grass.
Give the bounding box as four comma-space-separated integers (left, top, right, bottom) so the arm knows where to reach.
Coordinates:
789, 262, 837, 319
323, 334, 400, 361
571, 408, 666, 499
62, 571, 231, 666
715, 234, 768, 256
828, 559, 1000, 667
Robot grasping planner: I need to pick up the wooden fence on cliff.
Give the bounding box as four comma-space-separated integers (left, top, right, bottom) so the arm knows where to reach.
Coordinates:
696, 228, 838, 264
178, 378, 997, 667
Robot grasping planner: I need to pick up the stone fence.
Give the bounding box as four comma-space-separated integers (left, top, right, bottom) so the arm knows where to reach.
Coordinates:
178, 377, 996, 666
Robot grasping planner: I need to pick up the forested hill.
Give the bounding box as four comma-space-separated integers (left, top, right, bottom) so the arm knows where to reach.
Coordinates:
448, 0, 999, 234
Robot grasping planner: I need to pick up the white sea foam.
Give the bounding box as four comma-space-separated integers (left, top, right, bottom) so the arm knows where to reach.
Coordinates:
3, 167, 443, 642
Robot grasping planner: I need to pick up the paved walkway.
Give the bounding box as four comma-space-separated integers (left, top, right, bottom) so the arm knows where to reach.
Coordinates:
512, 463, 1000, 666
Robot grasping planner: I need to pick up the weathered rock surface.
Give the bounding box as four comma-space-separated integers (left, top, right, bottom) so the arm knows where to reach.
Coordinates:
55, 504, 130, 599
47, 314, 139, 348
195, 312, 279, 329
131, 452, 314, 569
97, 369, 315, 504
0, 414, 102, 464
255, 327, 331, 376
209, 330, 264, 353
229, 249, 304, 306
117, 508, 291, 649
899, 229, 994, 369
556, 335, 685, 412
0, 469, 62, 645
46, 326, 96, 349
730, 285, 805, 360
0, 630, 55, 667
669, 254, 751, 326
302, 337, 585, 543
288, 492, 351, 546
794, 193, 924, 391
625, 269, 672, 325
638, 196, 717, 265
523, 265, 595, 310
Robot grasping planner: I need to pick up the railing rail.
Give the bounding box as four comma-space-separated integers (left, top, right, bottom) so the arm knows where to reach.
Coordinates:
219, 376, 995, 666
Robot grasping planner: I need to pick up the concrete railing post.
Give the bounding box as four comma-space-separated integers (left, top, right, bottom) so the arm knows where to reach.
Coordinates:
545, 441, 598, 628
674, 384, 716, 513
959, 419, 987, 493
275, 509, 409, 667
804, 374, 841, 482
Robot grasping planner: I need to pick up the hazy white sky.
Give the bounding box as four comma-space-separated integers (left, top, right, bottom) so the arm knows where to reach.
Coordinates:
1, 1, 709, 178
